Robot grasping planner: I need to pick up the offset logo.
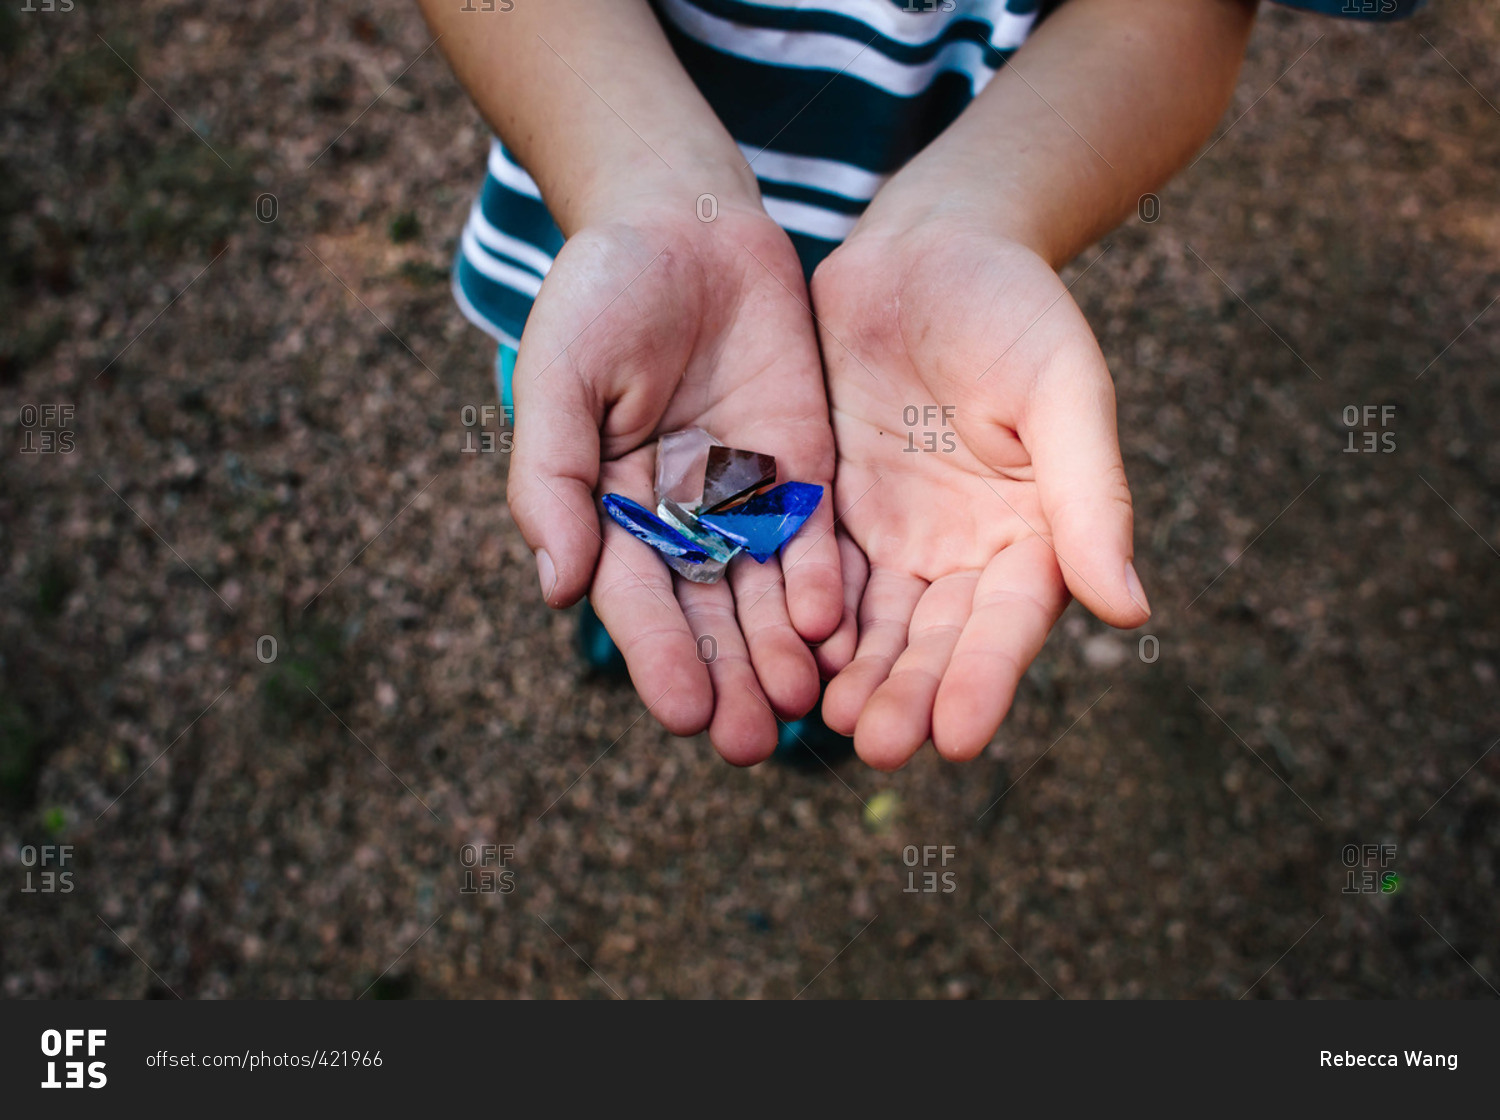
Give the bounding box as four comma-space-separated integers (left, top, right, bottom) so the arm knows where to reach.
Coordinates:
19, 844, 74, 893
40, 1029, 107, 1089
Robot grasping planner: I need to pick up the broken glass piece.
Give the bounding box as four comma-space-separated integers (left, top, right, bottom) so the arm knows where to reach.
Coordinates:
658, 498, 740, 564
701, 445, 777, 513
664, 552, 730, 584
697, 482, 823, 563
602, 494, 711, 561
603, 429, 819, 583
655, 427, 721, 508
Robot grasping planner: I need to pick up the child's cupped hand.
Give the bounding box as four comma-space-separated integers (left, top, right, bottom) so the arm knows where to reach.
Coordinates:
506, 194, 843, 764
809, 219, 1152, 770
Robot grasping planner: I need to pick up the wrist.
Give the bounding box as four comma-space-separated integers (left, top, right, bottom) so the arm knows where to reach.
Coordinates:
851, 145, 1106, 270
559, 146, 764, 235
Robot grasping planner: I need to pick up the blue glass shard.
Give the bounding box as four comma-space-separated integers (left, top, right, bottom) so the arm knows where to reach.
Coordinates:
602, 494, 711, 562
696, 482, 823, 563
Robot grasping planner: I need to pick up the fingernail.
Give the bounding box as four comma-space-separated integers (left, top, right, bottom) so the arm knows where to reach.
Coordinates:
535, 548, 557, 603
1124, 560, 1151, 617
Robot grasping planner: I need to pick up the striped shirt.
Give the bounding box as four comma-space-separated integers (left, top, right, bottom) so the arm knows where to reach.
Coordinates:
453, 0, 1425, 347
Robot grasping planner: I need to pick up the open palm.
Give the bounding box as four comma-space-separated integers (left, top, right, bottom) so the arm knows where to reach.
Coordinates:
508, 200, 841, 764
811, 225, 1150, 769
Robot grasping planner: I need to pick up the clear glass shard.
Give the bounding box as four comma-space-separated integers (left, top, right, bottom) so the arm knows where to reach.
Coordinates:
664, 553, 730, 583
658, 498, 740, 564
654, 427, 721, 508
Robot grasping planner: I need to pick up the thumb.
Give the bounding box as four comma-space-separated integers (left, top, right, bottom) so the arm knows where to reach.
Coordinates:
1024, 355, 1150, 630
506, 347, 604, 609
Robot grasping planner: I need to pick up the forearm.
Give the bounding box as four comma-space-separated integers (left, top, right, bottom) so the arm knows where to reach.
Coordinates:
417, 0, 759, 232
858, 0, 1258, 267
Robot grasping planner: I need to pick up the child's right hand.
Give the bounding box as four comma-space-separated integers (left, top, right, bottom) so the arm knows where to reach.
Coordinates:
418, 0, 842, 758
506, 188, 843, 764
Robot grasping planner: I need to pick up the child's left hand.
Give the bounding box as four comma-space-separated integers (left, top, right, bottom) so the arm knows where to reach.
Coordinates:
810, 217, 1152, 769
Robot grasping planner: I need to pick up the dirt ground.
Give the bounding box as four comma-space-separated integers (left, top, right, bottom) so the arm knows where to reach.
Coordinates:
2, 1, 1498, 999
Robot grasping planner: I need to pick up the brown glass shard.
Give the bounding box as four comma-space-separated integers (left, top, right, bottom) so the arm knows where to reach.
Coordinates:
701, 445, 777, 513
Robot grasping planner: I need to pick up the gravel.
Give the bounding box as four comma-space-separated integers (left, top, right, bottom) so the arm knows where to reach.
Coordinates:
2, 0, 1497, 999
